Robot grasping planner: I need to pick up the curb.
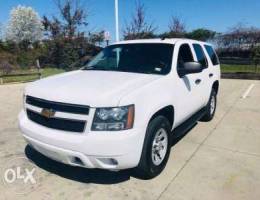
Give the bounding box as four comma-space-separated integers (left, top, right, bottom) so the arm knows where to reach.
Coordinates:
221, 72, 260, 80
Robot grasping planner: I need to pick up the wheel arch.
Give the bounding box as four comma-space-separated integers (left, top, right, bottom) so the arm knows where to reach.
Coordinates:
212, 80, 219, 94
149, 105, 175, 130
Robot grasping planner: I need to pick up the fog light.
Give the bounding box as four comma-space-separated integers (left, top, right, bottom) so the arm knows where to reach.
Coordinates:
97, 158, 118, 166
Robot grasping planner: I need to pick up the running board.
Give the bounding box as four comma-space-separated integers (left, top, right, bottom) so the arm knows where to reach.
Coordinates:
172, 107, 206, 139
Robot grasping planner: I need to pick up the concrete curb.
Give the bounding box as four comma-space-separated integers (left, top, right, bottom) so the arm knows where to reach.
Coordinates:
221, 72, 260, 80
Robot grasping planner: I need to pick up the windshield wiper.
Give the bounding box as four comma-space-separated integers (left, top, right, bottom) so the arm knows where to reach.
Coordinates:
82, 66, 114, 71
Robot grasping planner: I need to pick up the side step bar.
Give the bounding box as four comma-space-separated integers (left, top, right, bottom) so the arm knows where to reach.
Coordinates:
172, 107, 206, 140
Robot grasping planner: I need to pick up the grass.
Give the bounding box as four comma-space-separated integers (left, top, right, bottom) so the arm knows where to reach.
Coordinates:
1, 64, 259, 84
221, 64, 260, 73
1, 68, 65, 83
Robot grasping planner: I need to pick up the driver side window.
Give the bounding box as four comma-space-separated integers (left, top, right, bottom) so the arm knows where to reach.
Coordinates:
177, 44, 194, 76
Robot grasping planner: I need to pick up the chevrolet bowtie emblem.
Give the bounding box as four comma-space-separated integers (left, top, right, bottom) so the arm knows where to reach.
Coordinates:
41, 108, 55, 118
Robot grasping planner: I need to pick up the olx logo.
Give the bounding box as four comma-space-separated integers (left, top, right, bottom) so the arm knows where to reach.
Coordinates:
4, 166, 36, 184
1, 156, 42, 195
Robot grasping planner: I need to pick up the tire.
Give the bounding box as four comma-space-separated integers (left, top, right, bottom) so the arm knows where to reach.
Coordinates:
134, 116, 171, 179
201, 89, 217, 122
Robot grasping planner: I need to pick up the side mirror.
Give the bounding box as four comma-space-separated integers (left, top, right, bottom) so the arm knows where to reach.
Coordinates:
178, 62, 203, 77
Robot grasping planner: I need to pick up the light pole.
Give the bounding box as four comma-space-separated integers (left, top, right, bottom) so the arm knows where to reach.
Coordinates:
115, 0, 119, 42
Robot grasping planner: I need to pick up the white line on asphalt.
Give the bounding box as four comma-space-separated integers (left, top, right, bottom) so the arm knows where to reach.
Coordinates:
242, 83, 255, 99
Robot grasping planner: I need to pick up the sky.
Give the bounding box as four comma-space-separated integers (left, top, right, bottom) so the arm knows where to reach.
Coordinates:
1, 0, 260, 41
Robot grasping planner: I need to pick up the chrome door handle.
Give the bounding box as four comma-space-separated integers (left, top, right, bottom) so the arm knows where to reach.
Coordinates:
195, 79, 201, 84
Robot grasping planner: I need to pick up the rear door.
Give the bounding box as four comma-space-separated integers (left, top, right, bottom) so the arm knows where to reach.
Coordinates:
192, 43, 211, 106
204, 44, 221, 87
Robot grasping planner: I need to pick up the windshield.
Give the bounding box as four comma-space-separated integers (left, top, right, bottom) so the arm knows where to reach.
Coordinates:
83, 43, 174, 75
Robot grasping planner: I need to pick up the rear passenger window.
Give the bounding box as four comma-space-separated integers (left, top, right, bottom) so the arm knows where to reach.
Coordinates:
204, 45, 220, 65
193, 44, 208, 68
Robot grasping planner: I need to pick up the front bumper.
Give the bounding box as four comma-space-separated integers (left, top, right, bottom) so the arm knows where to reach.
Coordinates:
19, 110, 145, 170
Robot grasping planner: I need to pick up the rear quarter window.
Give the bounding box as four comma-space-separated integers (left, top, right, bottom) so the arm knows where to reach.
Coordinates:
204, 45, 220, 66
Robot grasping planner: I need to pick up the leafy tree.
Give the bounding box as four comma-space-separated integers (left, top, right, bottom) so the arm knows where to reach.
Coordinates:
187, 28, 216, 41
0, 60, 13, 75
5, 5, 43, 47
252, 46, 260, 72
123, 1, 156, 40
88, 31, 105, 46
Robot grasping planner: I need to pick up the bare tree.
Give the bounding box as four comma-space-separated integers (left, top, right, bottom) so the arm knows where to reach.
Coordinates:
159, 16, 186, 39
168, 16, 186, 35
123, 1, 156, 40
42, 0, 90, 68
217, 23, 260, 50
212, 23, 260, 60
0, 23, 3, 40
43, 0, 88, 39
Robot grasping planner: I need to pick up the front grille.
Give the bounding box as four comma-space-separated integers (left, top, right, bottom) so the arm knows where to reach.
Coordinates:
26, 95, 89, 115
27, 109, 86, 132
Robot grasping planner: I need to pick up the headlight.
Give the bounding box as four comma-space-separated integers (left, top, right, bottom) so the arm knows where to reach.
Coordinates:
92, 105, 134, 131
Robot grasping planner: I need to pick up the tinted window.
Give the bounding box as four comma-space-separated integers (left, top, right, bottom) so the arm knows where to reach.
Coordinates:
193, 44, 208, 68
204, 45, 220, 65
177, 44, 194, 68
84, 43, 174, 75
177, 44, 194, 77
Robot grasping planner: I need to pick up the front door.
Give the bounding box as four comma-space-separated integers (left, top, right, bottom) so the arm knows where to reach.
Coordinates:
173, 42, 205, 126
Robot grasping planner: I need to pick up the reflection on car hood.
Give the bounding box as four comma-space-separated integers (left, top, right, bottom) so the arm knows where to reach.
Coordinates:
25, 70, 162, 107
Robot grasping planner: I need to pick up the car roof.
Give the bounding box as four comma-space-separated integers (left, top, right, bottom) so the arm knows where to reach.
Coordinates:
113, 38, 212, 46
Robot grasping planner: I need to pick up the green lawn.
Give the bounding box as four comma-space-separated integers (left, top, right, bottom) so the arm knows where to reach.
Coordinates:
1, 65, 259, 84
221, 64, 259, 73
1, 68, 65, 83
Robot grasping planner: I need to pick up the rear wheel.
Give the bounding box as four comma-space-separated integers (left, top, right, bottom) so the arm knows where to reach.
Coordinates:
135, 116, 171, 179
201, 89, 217, 122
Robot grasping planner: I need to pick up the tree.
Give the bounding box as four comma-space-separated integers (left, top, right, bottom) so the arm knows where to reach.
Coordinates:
5, 5, 43, 46
0, 23, 3, 41
214, 23, 260, 58
216, 24, 260, 50
159, 16, 186, 38
123, 1, 156, 40
42, 0, 90, 68
88, 31, 105, 46
43, 0, 88, 39
252, 46, 260, 72
187, 28, 216, 41
89, 31, 105, 46
168, 16, 186, 37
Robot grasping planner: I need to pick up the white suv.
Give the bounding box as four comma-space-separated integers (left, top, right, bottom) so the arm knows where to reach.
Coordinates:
19, 39, 220, 179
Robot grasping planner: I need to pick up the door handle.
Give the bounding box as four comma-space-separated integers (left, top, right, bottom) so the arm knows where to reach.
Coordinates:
209, 73, 213, 78
195, 79, 201, 84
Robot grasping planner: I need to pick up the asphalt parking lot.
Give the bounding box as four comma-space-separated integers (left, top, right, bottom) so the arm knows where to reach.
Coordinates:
0, 79, 260, 200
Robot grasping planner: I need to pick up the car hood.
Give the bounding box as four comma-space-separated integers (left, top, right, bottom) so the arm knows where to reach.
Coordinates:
25, 70, 162, 107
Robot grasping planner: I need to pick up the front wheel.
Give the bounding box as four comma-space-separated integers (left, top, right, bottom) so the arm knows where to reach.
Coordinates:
201, 89, 217, 122
134, 116, 171, 179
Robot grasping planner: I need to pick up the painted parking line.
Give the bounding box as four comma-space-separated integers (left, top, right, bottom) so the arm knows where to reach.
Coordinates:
241, 83, 255, 99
